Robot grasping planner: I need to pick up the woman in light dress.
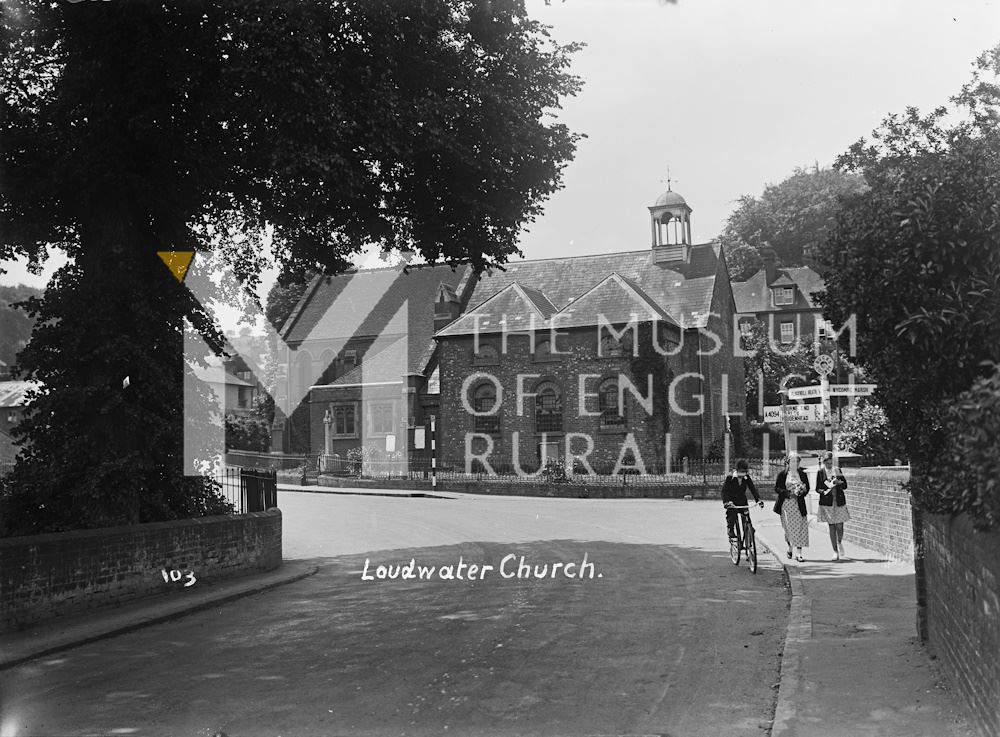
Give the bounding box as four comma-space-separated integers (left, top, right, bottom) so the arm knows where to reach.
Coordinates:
774, 452, 810, 562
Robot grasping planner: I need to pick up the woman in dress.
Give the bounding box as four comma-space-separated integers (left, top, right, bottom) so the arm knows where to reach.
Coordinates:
816, 451, 850, 560
774, 452, 810, 562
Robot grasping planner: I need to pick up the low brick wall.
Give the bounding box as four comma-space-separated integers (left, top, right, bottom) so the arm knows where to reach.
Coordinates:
839, 468, 914, 562
0, 510, 282, 632
919, 512, 1000, 737
310, 474, 778, 500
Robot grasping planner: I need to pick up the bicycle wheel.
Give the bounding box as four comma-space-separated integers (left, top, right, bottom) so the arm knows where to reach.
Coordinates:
746, 523, 758, 574
729, 527, 741, 565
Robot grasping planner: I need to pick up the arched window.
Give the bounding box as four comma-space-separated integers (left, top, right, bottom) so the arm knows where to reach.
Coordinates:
473, 382, 500, 433
473, 344, 499, 366
295, 352, 313, 398
599, 334, 623, 358
535, 381, 562, 433
319, 349, 336, 385
598, 378, 625, 427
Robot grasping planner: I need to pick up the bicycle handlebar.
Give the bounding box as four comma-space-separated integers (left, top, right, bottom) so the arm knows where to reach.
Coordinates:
725, 504, 759, 510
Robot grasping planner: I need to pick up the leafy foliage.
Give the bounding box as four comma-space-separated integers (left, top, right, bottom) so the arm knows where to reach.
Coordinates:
225, 413, 270, 453
0, 283, 39, 368
934, 365, 1000, 530
740, 321, 817, 415
720, 165, 867, 280
0, 0, 581, 532
818, 44, 1000, 527
835, 400, 901, 461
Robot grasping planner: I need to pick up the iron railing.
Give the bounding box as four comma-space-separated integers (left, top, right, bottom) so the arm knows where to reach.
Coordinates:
316, 455, 790, 486
216, 466, 278, 513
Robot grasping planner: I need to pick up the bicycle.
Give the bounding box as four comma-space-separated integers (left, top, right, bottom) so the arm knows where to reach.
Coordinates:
726, 504, 758, 574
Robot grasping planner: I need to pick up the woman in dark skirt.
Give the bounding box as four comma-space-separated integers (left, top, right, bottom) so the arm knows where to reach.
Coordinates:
774, 452, 810, 562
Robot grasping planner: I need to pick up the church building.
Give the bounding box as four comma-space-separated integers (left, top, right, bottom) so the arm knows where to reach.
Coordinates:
433, 188, 746, 473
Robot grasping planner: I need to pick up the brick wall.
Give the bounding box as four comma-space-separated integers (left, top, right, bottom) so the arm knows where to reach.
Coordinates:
437, 320, 740, 472
919, 512, 1000, 737
840, 468, 915, 562
0, 509, 282, 632
313, 473, 777, 500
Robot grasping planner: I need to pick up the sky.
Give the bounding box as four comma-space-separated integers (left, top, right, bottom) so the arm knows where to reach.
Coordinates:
1, 0, 998, 296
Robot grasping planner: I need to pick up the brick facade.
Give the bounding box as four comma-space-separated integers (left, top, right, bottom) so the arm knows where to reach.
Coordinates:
0, 510, 282, 632
437, 314, 744, 473
840, 468, 915, 562
919, 512, 1000, 737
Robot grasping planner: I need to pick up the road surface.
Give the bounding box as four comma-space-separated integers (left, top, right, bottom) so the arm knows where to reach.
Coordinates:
1, 493, 788, 736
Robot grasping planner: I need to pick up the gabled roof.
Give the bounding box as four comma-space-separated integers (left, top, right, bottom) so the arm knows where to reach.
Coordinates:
281, 262, 473, 380
518, 284, 558, 319
553, 273, 672, 329
435, 282, 553, 337
281, 263, 470, 344
733, 265, 825, 314
192, 367, 254, 387
0, 381, 38, 408
769, 273, 798, 287
326, 336, 408, 386
435, 244, 720, 337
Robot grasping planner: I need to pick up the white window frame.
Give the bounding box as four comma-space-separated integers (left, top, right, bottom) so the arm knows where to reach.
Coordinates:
773, 287, 794, 306
780, 321, 795, 344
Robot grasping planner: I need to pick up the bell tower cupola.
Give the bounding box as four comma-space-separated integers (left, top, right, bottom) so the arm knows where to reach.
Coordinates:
648, 180, 692, 264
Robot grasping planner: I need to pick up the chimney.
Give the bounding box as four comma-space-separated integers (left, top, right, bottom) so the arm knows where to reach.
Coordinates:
761, 247, 777, 285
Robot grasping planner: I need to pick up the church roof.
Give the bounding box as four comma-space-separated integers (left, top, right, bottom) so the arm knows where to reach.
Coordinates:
653, 190, 689, 208
282, 263, 471, 344
282, 262, 472, 379
435, 244, 722, 337
326, 335, 408, 386
732, 265, 825, 314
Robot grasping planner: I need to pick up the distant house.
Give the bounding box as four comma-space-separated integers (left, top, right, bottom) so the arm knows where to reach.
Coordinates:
0, 378, 37, 464
275, 263, 477, 461
191, 359, 258, 418
732, 248, 827, 345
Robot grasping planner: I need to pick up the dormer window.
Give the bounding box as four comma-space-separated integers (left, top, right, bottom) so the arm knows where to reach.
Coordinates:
773, 287, 795, 306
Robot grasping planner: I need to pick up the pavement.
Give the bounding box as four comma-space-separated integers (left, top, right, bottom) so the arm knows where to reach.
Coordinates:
754, 516, 975, 737
0, 561, 318, 671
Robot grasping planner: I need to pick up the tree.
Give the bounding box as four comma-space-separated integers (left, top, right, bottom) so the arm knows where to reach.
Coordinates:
0, 0, 582, 534
740, 320, 817, 417
818, 44, 1000, 527
225, 413, 270, 453
835, 400, 900, 462
720, 165, 867, 280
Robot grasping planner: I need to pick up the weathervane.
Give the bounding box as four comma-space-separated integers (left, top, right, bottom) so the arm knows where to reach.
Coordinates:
660, 166, 678, 192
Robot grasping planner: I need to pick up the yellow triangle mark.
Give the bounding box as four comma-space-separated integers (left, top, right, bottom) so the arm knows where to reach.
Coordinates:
157, 251, 195, 283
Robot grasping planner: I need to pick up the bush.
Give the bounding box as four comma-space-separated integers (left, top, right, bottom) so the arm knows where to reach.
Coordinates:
922, 364, 1000, 530
225, 414, 271, 453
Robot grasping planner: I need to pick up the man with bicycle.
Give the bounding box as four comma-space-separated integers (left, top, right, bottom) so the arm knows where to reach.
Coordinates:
722, 459, 764, 541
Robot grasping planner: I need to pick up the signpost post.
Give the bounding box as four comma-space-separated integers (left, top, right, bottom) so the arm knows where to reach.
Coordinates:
813, 354, 836, 456
778, 387, 792, 453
